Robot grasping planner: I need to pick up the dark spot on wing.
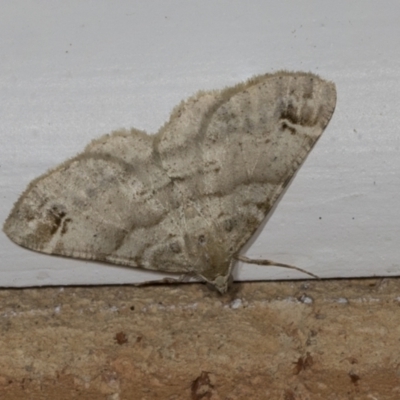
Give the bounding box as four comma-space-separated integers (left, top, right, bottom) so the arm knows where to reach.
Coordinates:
169, 241, 181, 253
281, 122, 297, 135
299, 104, 314, 126
48, 207, 67, 235
280, 101, 299, 124
223, 219, 235, 232
61, 218, 72, 235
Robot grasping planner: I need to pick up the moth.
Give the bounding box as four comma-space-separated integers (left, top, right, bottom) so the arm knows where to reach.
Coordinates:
4, 71, 336, 293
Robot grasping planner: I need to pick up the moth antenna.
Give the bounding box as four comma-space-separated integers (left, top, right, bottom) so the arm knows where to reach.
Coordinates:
236, 255, 319, 279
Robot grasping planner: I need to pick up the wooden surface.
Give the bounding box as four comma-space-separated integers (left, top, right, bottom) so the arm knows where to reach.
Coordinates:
1, 278, 400, 399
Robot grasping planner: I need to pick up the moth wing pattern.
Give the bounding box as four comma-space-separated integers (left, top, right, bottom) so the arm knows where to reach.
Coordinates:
4, 71, 336, 292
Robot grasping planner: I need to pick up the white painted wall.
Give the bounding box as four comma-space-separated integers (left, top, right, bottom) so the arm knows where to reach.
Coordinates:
1, 1, 399, 287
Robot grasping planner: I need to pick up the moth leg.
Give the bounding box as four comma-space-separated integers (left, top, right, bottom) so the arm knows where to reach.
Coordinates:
236, 255, 319, 279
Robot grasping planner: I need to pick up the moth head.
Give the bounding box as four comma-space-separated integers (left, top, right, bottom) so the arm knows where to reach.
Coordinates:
204, 273, 233, 294
199, 259, 235, 294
